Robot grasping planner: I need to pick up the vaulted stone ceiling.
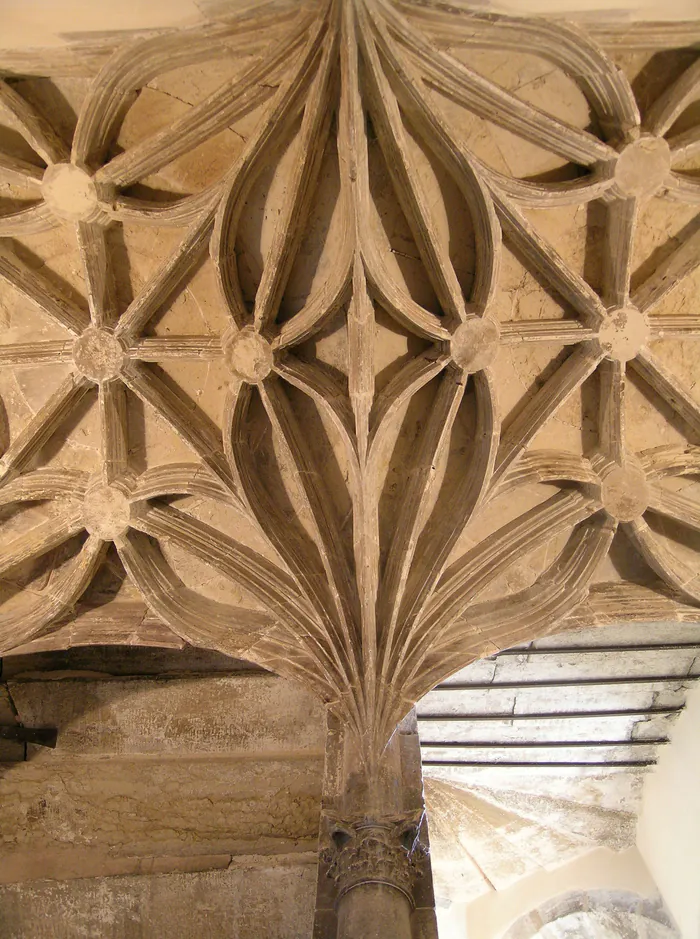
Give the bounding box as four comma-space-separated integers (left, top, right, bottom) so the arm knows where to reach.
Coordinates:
0, 0, 699, 761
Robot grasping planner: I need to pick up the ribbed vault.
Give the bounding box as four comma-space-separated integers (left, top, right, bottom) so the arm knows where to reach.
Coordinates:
0, 0, 699, 762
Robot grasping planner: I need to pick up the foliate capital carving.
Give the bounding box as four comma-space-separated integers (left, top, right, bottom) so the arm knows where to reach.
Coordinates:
323, 812, 427, 903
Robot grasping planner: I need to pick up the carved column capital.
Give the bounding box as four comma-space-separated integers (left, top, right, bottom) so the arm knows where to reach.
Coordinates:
323, 812, 427, 904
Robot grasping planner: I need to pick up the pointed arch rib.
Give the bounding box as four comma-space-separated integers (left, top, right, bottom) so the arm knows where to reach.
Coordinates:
0, 248, 90, 335
360, 14, 468, 325
669, 125, 700, 164
368, 352, 450, 467
0, 374, 93, 482
258, 376, 359, 639
454, 513, 616, 646
406, 513, 616, 706
665, 174, 700, 205
95, 13, 315, 188
639, 445, 700, 480
0, 470, 88, 506
645, 57, 700, 138
131, 463, 236, 503
120, 362, 235, 495
272, 13, 356, 352
273, 356, 358, 467
0, 535, 106, 654
112, 187, 223, 228
474, 165, 612, 208
126, 508, 347, 689
77, 222, 117, 327
0, 203, 57, 237
378, 365, 467, 665
224, 381, 359, 687
422, 489, 599, 636
216, 10, 334, 327
391, 369, 499, 648
625, 517, 700, 605
647, 483, 700, 535
131, 502, 315, 631
493, 451, 598, 498
361, 2, 500, 315
0, 79, 68, 164
275, 248, 353, 350
394, 3, 640, 137
0, 508, 86, 579
71, 8, 308, 166
253, 24, 338, 333
96, 68, 273, 191
116, 528, 276, 659
0, 153, 44, 188
493, 344, 603, 486
379, 2, 613, 167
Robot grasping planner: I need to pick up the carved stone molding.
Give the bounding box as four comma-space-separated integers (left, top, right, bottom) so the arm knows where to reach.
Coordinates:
314, 711, 437, 938
324, 813, 426, 903
0, 1, 698, 758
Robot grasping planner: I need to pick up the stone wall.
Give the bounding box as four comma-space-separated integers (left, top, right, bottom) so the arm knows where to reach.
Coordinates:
0, 656, 325, 936
0, 857, 317, 939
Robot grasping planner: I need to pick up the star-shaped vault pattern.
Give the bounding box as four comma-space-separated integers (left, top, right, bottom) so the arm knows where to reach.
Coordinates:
0, 0, 699, 759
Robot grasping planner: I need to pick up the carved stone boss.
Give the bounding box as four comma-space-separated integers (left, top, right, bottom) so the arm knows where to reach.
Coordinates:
0, 0, 698, 773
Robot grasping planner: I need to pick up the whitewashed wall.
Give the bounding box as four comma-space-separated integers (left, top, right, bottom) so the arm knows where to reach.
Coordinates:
637, 687, 700, 939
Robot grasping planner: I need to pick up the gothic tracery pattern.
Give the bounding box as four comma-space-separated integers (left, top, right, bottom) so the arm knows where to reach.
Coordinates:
0, 0, 699, 759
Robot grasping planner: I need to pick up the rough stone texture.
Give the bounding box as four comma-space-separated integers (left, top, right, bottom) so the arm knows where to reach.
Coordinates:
0, 856, 318, 939
0, 5, 699, 934
0, 0, 698, 766
0, 671, 325, 883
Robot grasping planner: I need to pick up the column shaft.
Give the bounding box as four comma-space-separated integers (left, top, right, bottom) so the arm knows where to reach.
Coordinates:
337, 883, 412, 939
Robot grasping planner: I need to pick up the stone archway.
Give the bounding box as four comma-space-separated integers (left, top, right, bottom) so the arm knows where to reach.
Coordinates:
501, 890, 680, 939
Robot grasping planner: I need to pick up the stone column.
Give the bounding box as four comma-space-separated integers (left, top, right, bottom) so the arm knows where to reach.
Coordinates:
313, 712, 437, 939
337, 883, 412, 939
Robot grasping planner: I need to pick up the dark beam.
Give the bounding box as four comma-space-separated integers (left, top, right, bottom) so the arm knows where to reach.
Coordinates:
492, 642, 700, 656
422, 759, 657, 768
417, 706, 683, 721
437, 673, 700, 691
0, 726, 57, 748
420, 738, 668, 748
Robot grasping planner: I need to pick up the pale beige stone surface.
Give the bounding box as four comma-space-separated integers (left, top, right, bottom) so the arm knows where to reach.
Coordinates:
0, 857, 318, 939
0, 6, 698, 936
0, 3, 698, 755
0, 672, 325, 883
